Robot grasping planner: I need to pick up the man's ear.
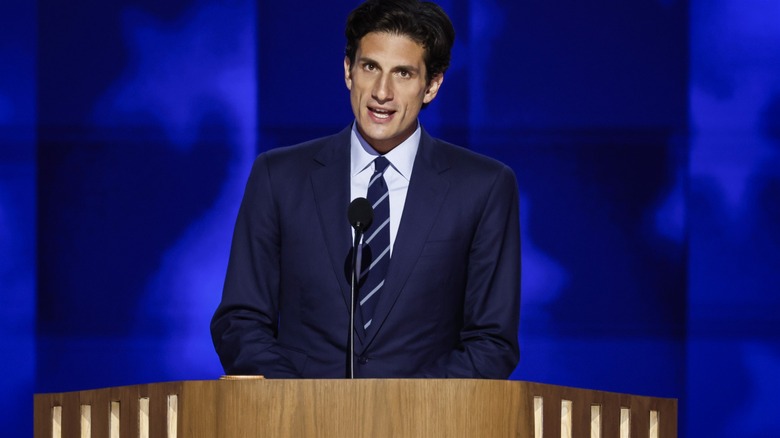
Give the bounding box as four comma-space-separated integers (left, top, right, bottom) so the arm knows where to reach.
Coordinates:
423, 73, 444, 104
344, 56, 353, 90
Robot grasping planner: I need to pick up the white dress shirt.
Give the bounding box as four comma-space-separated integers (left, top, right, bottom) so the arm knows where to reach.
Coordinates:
350, 122, 420, 255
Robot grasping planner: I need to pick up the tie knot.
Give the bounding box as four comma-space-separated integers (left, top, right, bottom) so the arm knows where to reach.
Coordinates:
373, 156, 390, 174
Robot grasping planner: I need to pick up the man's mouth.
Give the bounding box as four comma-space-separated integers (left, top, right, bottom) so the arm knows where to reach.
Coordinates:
369, 107, 395, 120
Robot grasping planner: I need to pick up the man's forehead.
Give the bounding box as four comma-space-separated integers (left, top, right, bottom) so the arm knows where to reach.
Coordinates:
355, 32, 426, 65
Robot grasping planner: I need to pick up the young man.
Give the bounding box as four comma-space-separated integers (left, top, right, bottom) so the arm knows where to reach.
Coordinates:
211, 0, 520, 378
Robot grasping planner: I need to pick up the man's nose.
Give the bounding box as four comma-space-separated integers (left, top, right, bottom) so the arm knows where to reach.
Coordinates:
372, 75, 393, 102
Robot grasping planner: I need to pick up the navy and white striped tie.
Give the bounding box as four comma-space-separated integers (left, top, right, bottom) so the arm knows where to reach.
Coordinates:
360, 156, 391, 332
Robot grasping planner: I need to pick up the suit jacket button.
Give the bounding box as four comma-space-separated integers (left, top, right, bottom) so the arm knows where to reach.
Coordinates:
358, 356, 368, 365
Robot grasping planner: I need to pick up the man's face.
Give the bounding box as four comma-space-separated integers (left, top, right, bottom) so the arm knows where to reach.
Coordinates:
344, 32, 443, 154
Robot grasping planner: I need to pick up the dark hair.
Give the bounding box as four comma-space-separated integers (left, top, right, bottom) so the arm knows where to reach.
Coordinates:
345, 0, 455, 85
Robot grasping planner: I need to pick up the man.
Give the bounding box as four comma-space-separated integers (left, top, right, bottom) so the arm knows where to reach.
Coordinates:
211, 0, 520, 378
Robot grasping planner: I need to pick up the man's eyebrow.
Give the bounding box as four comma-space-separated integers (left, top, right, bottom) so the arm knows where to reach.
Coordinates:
357, 56, 379, 66
356, 57, 420, 74
392, 64, 420, 74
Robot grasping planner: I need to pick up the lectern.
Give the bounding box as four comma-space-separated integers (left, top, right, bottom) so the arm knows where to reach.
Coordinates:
34, 379, 676, 437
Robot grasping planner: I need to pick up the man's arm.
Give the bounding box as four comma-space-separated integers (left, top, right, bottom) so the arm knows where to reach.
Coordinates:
210, 154, 301, 378
418, 164, 521, 378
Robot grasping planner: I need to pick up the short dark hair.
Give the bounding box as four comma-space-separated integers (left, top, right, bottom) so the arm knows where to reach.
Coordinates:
345, 0, 455, 85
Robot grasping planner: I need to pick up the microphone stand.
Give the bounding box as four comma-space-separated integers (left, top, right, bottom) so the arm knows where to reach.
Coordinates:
347, 197, 372, 379
348, 227, 363, 379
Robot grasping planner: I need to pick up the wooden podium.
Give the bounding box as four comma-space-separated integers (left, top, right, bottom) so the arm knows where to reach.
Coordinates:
34, 379, 677, 437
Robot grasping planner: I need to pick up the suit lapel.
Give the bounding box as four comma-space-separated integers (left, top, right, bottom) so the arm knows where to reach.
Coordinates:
309, 127, 366, 343
361, 129, 451, 348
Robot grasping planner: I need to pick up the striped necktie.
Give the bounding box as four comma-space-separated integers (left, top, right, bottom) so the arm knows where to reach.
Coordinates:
360, 156, 391, 332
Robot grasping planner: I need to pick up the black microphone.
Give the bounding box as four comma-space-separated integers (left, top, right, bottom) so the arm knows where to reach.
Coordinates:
347, 197, 373, 378
348, 197, 373, 232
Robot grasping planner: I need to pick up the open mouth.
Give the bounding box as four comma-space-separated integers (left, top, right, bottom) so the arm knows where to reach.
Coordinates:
369, 107, 395, 120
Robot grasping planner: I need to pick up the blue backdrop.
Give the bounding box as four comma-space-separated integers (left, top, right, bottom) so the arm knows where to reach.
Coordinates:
2, 0, 778, 436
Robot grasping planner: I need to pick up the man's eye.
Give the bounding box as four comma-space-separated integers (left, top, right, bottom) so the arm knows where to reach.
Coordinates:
364, 64, 376, 71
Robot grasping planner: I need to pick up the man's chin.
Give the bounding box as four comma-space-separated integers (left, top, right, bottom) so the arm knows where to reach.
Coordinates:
358, 126, 394, 144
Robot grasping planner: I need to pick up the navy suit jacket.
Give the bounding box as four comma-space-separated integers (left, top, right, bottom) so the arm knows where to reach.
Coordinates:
211, 126, 520, 378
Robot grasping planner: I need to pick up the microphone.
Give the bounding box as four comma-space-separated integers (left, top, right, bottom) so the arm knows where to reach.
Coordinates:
347, 197, 373, 379
348, 197, 373, 232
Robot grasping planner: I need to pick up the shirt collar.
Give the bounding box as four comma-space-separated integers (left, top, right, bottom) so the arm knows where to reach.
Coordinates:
350, 121, 420, 181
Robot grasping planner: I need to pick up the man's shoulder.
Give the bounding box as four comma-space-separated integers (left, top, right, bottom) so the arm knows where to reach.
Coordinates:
264, 127, 349, 160
248, 126, 351, 174
424, 133, 514, 176
423, 134, 518, 202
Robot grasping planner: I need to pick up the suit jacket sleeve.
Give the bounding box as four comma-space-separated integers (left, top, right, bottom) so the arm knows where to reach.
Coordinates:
417, 164, 521, 378
210, 154, 301, 378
